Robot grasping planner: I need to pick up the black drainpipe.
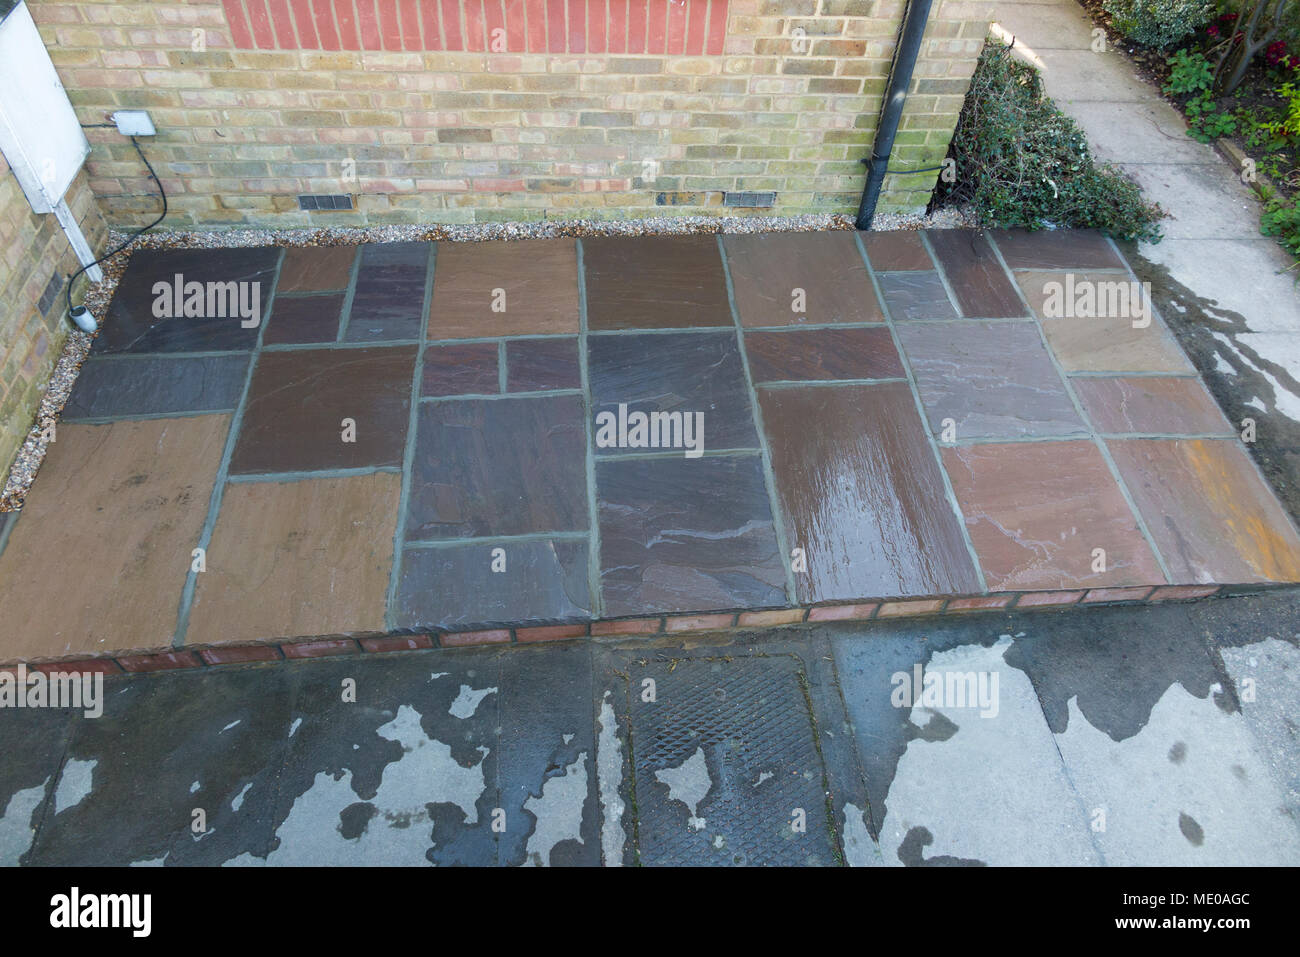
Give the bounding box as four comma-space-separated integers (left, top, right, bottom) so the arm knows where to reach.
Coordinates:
855, 0, 934, 230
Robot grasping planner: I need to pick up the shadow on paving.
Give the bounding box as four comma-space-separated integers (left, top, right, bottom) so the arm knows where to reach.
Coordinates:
0, 590, 1296, 866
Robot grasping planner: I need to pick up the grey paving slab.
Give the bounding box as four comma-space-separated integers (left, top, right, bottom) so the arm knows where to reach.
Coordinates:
264, 648, 598, 866
990, 0, 1095, 48
495, 645, 599, 866
832, 618, 1100, 866
1196, 589, 1300, 824
62, 355, 250, 421
0, 707, 76, 866
1056, 99, 1222, 166
1119, 163, 1264, 240
27, 666, 295, 866
1005, 597, 1300, 865
393, 539, 592, 631
265, 653, 499, 866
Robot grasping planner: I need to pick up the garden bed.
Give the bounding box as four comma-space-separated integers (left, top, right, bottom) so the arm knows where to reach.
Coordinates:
1078, 0, 1300, 256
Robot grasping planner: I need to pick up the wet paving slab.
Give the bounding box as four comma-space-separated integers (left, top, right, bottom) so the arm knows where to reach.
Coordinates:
3, 590, 1296, 866
2, 228, 1298, 662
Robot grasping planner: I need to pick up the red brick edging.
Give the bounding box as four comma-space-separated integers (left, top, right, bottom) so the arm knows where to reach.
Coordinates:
0, 582, 1243, 677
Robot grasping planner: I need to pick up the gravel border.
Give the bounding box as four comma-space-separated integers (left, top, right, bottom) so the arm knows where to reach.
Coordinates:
0, 206, 976, 511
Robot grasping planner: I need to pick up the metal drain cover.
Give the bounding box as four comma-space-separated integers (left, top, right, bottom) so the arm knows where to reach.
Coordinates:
628, 654, 836, 866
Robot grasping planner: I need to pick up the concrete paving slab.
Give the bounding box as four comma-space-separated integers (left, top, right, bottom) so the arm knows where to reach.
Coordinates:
27, 666, 295, 866
1056, 99, 1219, 166
1118, 163, 1263, 240
0, 707, 76, 866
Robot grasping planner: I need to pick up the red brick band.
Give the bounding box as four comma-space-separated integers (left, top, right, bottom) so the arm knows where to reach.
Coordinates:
222, 0, 729, 55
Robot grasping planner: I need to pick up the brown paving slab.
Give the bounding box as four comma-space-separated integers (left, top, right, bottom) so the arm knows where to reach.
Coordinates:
745, 327, 902, 382
506, 337, 581, 391
421, 341, 500, 396
861, 231, 933, 270
760, 382, 981, 603
0, 416, 229, 659
1107, 438, 1300, 584
229, 346, 416, 475
429, 238, 579, 339
185, 472, 401, 645
277, 245, 358, 293
990, 229, 1124, 270
262, 293, 345, 345
927, 230, 1026, 318
722, 231, 883, 326
1016, 270, 1194, 373
1072, 376, 1233, 435
941, 440, 1165, 592
583, 235, 732, 330
897, 320, 1086, 440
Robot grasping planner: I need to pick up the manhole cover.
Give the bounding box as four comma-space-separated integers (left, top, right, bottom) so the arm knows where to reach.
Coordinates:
628, 654, 836, 866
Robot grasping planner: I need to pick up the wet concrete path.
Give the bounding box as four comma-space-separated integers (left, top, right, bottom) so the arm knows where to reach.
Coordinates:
3, 588, 1296, 866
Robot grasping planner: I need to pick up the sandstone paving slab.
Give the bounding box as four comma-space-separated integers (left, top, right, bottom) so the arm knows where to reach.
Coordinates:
583, 235, 731, 331
344, 242, 429, 342
0, 415, 229, 659
94, 246, 280, 355
1072, 375, 1234, 435
421, 341, 499, 396
941, 439, 1166, 592
404, 394, 588, 541
588, 330, 758, 453
428, 238, 579, 339
722, 230, 882, 327
394, 539, 591, 631
262, 293, 345, 345
927, 230, 1026, 318
229, 346, 416, 475
505, 337, 581, 392
61, 354, 249, 420
898, 320, 1086, 440
861, 230, 933, 271
760, 382, 981, 603
595, 454, 786, 616
1107, 438, 1300, 584
185, 472, 402, 645
990, 228, 1124, 270
877, 271, 958, 320
744, 326, 902, 383
1016, 269, 1195, 373
276, 245, 357, 293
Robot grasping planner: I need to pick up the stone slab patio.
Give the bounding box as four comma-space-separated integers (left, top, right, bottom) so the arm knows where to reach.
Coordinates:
2, 228, 1299, 666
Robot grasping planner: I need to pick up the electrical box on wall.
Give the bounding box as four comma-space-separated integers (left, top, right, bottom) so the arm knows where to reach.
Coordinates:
0, 1, 91, 213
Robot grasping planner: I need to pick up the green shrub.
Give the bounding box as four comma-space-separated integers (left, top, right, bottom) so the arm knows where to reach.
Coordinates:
1260, 193, 1300, 256
1163, 49, 1213, 95
1104, 0, 1215, 48
934, 41, 1164, 242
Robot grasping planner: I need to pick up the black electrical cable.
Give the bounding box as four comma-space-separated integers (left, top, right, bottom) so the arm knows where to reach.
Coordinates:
64, 135, 167, 321
885, 164, 947, 174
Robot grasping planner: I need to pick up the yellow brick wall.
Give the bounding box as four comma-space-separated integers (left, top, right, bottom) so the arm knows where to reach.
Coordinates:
29, 0, 988, 227
0, 155, 106, 477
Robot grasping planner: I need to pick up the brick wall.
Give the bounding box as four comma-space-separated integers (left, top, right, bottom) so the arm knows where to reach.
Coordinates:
0, 157, 106, 476
28, 0, 988, 228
